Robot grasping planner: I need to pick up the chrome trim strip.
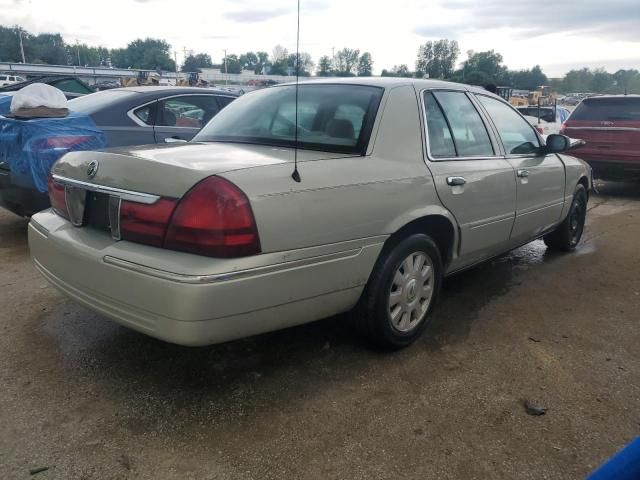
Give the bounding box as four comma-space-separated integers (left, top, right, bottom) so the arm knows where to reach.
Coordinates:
103, 248, 364, 284
52, 175, 161, 204
108, 195, 122, 240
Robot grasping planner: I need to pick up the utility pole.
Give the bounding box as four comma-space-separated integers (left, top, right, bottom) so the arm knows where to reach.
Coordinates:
224, 49, 228, 85
75, 39, 81, 66
17, 28, 26, 63
174, 51, 178, 85
331, 46, 335, 70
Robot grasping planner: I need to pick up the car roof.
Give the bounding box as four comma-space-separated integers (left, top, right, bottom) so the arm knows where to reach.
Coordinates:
117, 86, 237, 96
581, 94, 640, 100
279, 76, 492, 95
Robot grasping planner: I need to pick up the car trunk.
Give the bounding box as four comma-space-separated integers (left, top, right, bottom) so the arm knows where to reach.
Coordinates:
50, 141, 353, 238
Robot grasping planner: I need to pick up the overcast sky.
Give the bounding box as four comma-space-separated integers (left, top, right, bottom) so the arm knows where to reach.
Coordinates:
3, 0, 640, 77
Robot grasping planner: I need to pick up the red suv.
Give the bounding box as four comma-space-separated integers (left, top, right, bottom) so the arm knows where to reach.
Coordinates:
563, 95, 640, 180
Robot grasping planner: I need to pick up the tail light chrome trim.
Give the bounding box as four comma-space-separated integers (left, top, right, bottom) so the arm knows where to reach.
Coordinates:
51, 175, 161, 205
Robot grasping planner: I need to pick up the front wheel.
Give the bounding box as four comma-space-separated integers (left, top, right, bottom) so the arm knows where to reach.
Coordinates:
544, 184, 588, 251
352, 234, 443, 349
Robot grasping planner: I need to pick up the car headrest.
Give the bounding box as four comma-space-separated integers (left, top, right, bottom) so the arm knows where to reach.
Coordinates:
326, 119, 355, 139
163, 110, 177, 126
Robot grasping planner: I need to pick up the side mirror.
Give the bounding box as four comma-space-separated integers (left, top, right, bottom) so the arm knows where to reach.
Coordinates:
544, 134, 571, 153
164, 137, 187, 144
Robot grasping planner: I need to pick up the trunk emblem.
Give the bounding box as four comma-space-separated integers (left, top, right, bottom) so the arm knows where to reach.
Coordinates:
601, 121, 614, 127
87, 160, 100, 179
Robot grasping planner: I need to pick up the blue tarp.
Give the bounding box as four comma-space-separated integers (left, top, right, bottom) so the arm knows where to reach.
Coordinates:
0, 111, 106, 192
0, 94, 11, 115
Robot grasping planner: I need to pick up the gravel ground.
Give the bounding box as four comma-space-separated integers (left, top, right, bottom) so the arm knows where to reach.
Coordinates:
1, 182, 639, 480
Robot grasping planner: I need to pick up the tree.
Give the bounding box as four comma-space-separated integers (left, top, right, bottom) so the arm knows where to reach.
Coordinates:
111, 38, 175, 70
222, 54, 242, 74
255, 51, 269, 74
510, 65, 548, 90
239, 52, 258, 71
271, 44, 288, 62
182, 53, 213, 72
381, 64, 413, 78
357, 52, 373, 76
334, 48, 360, 76
318, 55, 333, 76
415, 39, 459, 79
458, 50, 508, 85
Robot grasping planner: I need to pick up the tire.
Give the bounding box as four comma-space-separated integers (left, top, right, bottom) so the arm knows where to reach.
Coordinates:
352, 233, 443, 349
543, 184, 587, 251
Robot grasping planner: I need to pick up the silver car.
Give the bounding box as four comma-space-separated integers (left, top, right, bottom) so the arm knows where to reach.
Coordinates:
29, 78, 591, 349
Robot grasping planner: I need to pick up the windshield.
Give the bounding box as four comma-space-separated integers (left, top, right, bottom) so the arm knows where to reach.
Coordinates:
69, 90, 137, 114
194, 84, 384, 154
571, 97, 640, 122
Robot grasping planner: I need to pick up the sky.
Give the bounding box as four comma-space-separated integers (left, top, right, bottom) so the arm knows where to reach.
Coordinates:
2, 0, 640, 77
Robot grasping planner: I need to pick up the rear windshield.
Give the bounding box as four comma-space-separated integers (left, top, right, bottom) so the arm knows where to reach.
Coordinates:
194, 84, 384, 154
517, 107, 555, 123
69, 90, 137, 114
571, 97, 640, 121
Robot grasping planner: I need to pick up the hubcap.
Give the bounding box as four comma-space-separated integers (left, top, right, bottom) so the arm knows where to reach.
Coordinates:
388, 251, 435, 333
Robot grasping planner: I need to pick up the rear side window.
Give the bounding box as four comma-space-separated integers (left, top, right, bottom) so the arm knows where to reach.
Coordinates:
571, 98, 640, 121
157, 95, 220, 128
477, 95, 541, 155
425, 91, 494, 157
216, 96, 234, 108
424, 93, 456, 157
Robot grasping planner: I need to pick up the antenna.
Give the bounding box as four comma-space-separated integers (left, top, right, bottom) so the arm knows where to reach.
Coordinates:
291, 0, 302, 182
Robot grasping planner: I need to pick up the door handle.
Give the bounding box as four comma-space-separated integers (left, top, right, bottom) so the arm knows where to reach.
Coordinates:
446, 176, 466, 186
517, 169, 529, 178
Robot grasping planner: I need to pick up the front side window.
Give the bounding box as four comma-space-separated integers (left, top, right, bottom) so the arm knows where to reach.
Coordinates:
194, 84, 384, 154
427, 91, 494, 157
477, 95, 541, 155
157, 96, 220, 128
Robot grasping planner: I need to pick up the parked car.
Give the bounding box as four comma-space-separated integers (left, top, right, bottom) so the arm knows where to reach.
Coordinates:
67, 86, 237, 146
0, 86, 236, 216
0, 75, 94, 99
0, 74, 26, 87
517, 106, 570, 135
562, 95, 640, 180
92, 80, 122, 91
29, 78, 591, 349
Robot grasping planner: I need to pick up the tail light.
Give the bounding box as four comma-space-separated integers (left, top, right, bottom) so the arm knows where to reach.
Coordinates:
120, 199, 177, 246
119, 176, 260, 258
47, 174, 69, 219
33, 135, 95, 152
535, 126, 544, 135
164, 176, 260, 258
560, 123, 567, 134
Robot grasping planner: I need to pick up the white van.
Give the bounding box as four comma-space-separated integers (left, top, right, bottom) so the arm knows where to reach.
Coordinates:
0, 74, 26, 87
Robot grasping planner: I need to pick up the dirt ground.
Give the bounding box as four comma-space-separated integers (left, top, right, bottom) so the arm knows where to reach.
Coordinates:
1, 182, 639, 480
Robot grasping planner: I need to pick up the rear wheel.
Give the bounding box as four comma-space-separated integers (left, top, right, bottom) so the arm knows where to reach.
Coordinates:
544, 184, 587, 251
352, 234, 442, 349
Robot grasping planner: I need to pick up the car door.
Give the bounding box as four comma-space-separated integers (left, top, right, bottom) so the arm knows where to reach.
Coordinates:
105, 100, 158, 147
422, 90, 517, 270
476, 94, 565, 245
153, 95, 221, 143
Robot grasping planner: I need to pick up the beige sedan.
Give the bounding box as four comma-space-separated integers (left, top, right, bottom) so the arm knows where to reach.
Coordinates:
29, 78, 592, 349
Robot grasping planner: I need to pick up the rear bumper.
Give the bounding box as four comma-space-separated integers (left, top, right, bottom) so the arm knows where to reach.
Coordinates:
29, 210, 383, 346
0, 169, 49, 217
582, 159, 640, 180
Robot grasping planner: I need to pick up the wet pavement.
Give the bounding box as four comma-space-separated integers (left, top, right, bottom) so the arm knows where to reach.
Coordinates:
1, 182, 639, 479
